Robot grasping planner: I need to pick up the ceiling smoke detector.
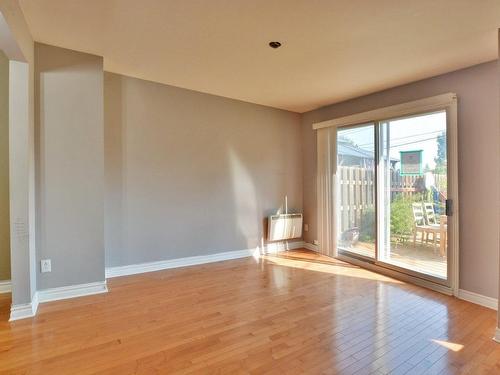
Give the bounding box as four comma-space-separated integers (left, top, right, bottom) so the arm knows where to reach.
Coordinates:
269, 41, 282, 49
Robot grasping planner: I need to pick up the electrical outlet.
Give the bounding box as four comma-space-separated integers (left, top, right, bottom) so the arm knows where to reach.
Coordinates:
304, 224, 309, 232
41, 259, 51, 273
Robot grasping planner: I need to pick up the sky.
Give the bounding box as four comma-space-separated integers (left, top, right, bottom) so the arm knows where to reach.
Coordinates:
338, 111, 447, 170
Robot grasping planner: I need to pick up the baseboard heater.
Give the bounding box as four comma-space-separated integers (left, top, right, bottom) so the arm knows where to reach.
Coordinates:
268, 213, 303, 241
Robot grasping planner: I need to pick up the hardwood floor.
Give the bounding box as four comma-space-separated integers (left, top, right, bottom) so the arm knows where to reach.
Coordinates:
0, 249, 499, 374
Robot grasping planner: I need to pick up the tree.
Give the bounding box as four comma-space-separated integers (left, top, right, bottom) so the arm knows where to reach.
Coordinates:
434, 132, 446, 173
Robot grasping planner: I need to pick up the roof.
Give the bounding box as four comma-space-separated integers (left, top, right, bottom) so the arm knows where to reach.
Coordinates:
338, 140, 374, 159
338, 139, 399, 162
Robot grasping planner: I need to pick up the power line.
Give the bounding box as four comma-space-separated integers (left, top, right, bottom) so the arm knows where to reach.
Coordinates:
344, 135, 443, 156
389, 135, 442, 148
338, 127, 372, 136
354, 129, 444, 148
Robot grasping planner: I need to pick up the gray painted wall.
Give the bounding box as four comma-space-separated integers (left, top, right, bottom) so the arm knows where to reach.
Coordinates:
301, 61, 500, 299
36, 43, 105, 289
104, 73, 302, 267
0, 50, 10, 281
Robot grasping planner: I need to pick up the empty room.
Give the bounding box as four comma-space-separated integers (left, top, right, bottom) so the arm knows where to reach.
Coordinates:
0, 0, 499, 374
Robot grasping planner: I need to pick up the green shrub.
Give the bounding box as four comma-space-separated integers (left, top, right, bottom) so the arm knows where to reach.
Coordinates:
358, 194, 430, 244
390, 195, 417, 242
359, 207, 375, 243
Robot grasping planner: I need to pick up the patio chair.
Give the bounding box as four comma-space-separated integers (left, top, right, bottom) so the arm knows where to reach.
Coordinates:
412, 203, 426, 244
423, 202, 438, 225
424, 202, 448, 257
423, 202, 440, 251
412, 203, 440, 249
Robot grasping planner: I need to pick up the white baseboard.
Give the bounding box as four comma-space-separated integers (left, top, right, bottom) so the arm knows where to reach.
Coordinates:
494, 328, 500, 343
304, 242, 319, 252
106, 249, 256, 278
263, 240, 305, 254
37, 281, 108, 303
9, 292, 38, 321
457, 289, 498, 310
9, 281, 107, 321
106, 241, 306, 279
0, 280, 11, 294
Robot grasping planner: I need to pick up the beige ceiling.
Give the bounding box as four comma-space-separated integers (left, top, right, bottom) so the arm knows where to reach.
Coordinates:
19, 0, 500, 113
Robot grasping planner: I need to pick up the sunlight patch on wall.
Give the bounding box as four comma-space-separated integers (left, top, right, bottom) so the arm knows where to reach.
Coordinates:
229, 148, 260, 248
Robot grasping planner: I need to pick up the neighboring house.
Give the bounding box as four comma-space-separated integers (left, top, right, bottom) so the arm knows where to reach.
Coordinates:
337, 138, 398, 168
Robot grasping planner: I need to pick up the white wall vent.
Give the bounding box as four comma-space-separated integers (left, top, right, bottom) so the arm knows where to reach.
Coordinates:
268, 214, 303, 241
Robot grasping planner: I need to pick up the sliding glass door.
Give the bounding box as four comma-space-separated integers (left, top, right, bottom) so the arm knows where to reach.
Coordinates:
378, 112, 448, 280
336, 124, 376, 259
336, 110, 450, 285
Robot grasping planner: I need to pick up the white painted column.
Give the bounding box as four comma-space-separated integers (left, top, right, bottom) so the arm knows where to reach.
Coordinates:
9, 60, 36, 310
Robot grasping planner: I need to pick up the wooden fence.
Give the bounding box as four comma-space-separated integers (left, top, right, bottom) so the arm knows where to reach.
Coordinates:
338, 166, 375, 234
390, 172, 425, 200
338, 166, 427, 233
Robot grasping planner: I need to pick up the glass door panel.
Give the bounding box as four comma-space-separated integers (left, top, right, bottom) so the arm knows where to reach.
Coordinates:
336, 124, 376, 259
378, 111, 448, 280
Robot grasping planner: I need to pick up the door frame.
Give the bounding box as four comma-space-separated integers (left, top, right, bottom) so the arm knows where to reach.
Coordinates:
313, 93, 459, 296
